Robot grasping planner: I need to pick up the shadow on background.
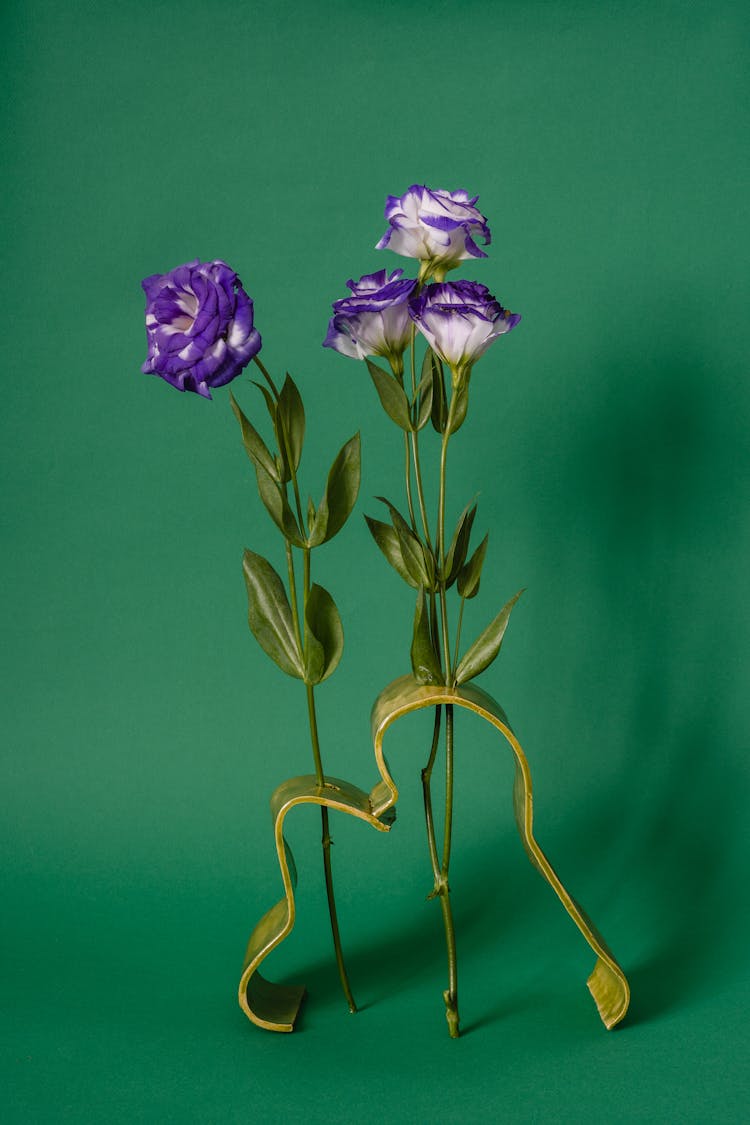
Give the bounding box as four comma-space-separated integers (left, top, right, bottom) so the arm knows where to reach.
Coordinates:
549, 329, 749, 1025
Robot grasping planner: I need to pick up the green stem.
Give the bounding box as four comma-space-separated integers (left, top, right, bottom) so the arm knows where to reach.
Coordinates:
404, 431, 417, 531
437, 392, 460, 1036
253, 355, 356, 1013
452, 597, 466, 685
253, 354, 280, 398
320, 803, 356, 1013
407, 326, 433, 551
400, 335, 460, 1035
284, 543, 303, 659
439, 704, 459, 1037
420, 706, 443, 889
436, 396, 457, 675
302, 545, 357, 1014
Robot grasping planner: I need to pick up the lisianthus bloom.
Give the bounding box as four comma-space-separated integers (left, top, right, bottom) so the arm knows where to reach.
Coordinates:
376, 186, 491, 277
141, 259, 261, 398
409, 281, 520, 382
323, 269, 417, 370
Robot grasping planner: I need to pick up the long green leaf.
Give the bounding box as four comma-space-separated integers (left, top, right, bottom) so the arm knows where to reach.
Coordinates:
242, 549, 304, 679
254, 459, 305, 546
276, 373, 305, 474
309, 432, 361, 546
457, 533, 489, 599
366, 358, 412, 431
454, 588, 524, 686
364, 515, 419, 588
304, 583, 344, 684
410, 587, 444, 685
229, 392, 279, 481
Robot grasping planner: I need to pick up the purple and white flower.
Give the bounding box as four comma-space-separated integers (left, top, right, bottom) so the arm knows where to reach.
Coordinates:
409, 281, 520, 380
323, 269, 417, 367
141, 259, 261, 398
376, 186, 491, 276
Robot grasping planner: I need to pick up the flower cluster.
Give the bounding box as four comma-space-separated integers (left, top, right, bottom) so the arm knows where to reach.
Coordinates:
324, 184, 519, 382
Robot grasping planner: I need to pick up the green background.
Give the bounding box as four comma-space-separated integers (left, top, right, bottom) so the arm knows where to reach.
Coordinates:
2, 0, 749, 1120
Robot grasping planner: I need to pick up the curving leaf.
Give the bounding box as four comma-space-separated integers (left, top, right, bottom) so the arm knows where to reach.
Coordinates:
242, 549, 304, 679
254, 459, 305, 547
377, 496, 432, 589
366, 358, 412, 431
309, 432, 361, 546
457, 533, 489, 599
304, 583, 344, 684
443, 500, 477, 586
230, 392, 279, 482
454, 588, 524, 686
364, 515, 419, 588
458, 533, 492, 603
410, 586, 444, 685
275, 373, 305, 475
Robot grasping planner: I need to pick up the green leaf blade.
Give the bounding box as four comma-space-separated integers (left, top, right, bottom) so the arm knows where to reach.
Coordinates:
447, 378, 470, 435
276, 373, 306, 473
410, 587, 444, 685
454, 588, 524, 686
457, 533, 489, 599
376, 496, 432, 588
254, 460, 305, 546
366, 358, 412, 431
229, 392, 279, 481
428, 352, 448, 434
364, 515, 419, 588
304, 583, 344, 684
309, 432, 361, 546
414, 368, 434, 431
443, 501, 477, 586
242, 550, 304, 679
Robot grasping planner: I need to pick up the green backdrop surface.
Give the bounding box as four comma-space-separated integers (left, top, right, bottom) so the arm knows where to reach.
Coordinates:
2, 0, 749, 1120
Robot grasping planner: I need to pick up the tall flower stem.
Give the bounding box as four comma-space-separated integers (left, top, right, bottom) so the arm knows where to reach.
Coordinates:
435, 391, 460, 1035
407, 325, 433, 551
439, 704, 459, 1036
404, 331, 461, 1036
251, 355, 357, 1014
305, 678, 357, 1013
301, 546, 356, 1012
404, 432, 417, 531
399, 337, 443, 899
420, 705, 443, 889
